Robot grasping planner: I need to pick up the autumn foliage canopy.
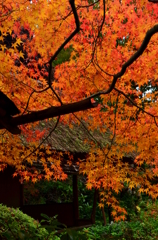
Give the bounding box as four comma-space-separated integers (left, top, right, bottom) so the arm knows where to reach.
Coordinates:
1, 0, 158, 220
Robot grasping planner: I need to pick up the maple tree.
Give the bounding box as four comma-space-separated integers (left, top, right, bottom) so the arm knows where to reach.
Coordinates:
1, 0, 158, 220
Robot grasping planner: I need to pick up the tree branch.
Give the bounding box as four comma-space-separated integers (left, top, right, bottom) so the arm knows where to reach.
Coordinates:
0, 99, 98, 130
89, 24, 158, 98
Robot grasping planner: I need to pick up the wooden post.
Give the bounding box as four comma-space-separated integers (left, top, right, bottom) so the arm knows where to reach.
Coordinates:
73, 175, 79, 225
20, 184, 23, 207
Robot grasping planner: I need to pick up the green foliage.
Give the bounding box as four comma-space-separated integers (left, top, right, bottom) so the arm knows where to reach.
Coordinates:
52, 46, 73, 66
24, 177, 73, 205
117, 188, 141, 220
82, 224, 109, 239
60, 229, 88, 240
128, 200, 158, 240
78, 178, 94, 219
2, 195, 158, 240
0, 204, 90, 240
78, 200, 158, 240
0, 204, 60, 240
24, 176, 99, 220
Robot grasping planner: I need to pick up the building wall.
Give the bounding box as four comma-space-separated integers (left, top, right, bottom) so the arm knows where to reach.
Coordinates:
0, 167, 21, 208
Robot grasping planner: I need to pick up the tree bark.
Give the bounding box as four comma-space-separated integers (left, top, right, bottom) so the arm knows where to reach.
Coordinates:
98, 193, 107, 226
0, 98, 98, 131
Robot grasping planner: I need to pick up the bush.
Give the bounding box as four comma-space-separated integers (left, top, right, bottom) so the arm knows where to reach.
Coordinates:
0, 204, 60, 240
80, 200, 158, 240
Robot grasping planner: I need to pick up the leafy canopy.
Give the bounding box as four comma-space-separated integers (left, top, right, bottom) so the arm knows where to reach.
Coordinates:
0, 0, 158, 220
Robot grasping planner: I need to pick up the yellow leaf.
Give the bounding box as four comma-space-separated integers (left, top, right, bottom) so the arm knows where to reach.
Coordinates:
19, 51, 24, 58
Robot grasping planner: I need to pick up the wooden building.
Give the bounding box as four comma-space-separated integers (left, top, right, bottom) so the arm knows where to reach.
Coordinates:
0, 121, 136, 226
0, 164, 91, 227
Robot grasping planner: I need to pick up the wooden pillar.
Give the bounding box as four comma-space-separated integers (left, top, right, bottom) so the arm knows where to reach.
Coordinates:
73, 175, 79, 225
20, 184, 23, 207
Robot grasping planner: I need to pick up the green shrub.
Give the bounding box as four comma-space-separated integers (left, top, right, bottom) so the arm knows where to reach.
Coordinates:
0, 204, 60, 240
80, 200, 158, 240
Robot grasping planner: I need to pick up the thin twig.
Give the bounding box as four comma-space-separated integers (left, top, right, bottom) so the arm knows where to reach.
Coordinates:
46, 0, 80, 105
22, 116, 60, 163
114, 87, 158, 127
87, 24, 158, 99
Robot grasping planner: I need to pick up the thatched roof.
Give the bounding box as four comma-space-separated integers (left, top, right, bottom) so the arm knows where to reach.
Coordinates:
19, 121, 111, 176
38, 120, 111, 153
18, 121, 137, 176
